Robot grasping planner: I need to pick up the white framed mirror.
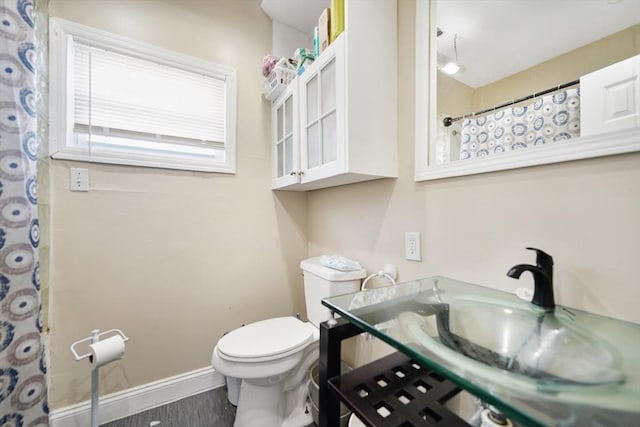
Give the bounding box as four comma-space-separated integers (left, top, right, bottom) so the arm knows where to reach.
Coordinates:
415, 0, 640, 181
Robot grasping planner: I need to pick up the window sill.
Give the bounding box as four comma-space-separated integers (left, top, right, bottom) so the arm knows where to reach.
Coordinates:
50, 149, 235, 174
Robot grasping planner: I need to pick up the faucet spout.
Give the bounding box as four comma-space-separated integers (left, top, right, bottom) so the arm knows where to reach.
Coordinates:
507, 248, 555, 311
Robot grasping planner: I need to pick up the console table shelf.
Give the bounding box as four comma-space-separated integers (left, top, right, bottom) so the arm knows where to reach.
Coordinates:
328, 350, 467, 426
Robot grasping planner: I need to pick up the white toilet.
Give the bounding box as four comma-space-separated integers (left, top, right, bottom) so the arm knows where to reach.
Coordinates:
211, 256, 366, 427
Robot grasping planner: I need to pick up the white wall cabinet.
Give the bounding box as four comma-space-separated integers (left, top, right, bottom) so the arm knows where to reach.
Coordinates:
270, 0, 397, 191
581, 54, 640, 137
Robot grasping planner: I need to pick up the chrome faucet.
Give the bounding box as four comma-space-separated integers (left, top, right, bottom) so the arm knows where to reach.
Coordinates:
507, 247, 555, 311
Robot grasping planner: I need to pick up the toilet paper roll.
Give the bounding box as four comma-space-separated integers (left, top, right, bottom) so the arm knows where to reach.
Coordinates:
89, 335, 125, 368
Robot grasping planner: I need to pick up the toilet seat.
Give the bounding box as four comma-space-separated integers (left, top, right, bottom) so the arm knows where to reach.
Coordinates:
217, 317, 315, 363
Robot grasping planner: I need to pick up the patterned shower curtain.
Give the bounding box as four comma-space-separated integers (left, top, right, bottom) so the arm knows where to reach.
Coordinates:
459, 88, 581, 160
0, 0, 48, 425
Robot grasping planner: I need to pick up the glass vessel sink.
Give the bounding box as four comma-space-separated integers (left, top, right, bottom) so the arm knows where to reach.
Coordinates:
323, 276, 640, 427
402, 293, 624, 390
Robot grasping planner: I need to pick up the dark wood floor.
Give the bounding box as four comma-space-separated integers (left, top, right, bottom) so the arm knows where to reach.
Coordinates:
101, 388, 236, 427
100, 387, 318, 427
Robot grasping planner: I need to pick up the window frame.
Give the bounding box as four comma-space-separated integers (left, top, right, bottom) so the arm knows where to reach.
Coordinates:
49, 17, 237, 173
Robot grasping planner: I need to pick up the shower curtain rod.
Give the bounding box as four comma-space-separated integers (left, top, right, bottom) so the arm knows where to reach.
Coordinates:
442, 79, 580, 127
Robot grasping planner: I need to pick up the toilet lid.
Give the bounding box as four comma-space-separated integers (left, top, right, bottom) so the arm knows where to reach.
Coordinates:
217, 317, 314, 360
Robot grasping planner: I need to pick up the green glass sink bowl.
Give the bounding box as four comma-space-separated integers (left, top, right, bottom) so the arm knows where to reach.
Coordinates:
398, 292, 624, 391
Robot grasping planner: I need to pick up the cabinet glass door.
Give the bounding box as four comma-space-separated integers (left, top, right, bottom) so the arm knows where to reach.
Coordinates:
320, 58, 337, 164
306, 74, 321, 168
305, 59, 337, 169
272, 82, 298, 188
300, 36, 345, 183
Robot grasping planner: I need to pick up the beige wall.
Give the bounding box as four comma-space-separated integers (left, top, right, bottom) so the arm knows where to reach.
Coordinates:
437, 72, 474, 119
308, 0, 640, 324
48, 0, 308, 409
47, 0, 640, 411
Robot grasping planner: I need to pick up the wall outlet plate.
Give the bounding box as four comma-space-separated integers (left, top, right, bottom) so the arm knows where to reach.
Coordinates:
405, 232, 421, 261
70, 167, 89, 191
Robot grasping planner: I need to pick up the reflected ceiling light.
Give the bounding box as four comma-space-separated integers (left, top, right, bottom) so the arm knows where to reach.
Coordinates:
441, 62, 460, 75
439, 33, 462, 75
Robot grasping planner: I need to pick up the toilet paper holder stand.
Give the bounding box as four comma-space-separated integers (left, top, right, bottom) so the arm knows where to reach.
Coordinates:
70, 328, 129, 363
70, 329, 129, 427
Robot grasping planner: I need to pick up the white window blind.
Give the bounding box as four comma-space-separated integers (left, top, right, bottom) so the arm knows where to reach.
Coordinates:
73, 43, 226, 145
50, 18, 237, 173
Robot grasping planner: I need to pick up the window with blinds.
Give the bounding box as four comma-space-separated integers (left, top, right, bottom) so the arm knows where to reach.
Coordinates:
50, 18, 237, 173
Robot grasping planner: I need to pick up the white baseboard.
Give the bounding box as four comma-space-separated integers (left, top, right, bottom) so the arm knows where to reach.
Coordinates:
50, 367, 225, 427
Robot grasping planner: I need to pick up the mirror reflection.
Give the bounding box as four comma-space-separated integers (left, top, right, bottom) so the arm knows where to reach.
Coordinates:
430, 0, 640, 167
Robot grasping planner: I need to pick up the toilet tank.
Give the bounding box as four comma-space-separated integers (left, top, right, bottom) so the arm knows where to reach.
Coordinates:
300, 257, 367, 327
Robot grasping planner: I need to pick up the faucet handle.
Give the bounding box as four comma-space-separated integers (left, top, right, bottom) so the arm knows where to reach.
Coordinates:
525, 247, 553, 272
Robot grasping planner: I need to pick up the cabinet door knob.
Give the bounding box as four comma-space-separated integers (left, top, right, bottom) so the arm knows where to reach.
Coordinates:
289, 171, 296, 176
297, 171, 305, 176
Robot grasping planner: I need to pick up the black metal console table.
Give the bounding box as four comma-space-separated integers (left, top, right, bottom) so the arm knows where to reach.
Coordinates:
317, 276, 640, 427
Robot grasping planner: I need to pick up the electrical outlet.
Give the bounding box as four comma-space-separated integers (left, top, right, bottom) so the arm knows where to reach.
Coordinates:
405, 232, 421, 261
70, 167, 89, 191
